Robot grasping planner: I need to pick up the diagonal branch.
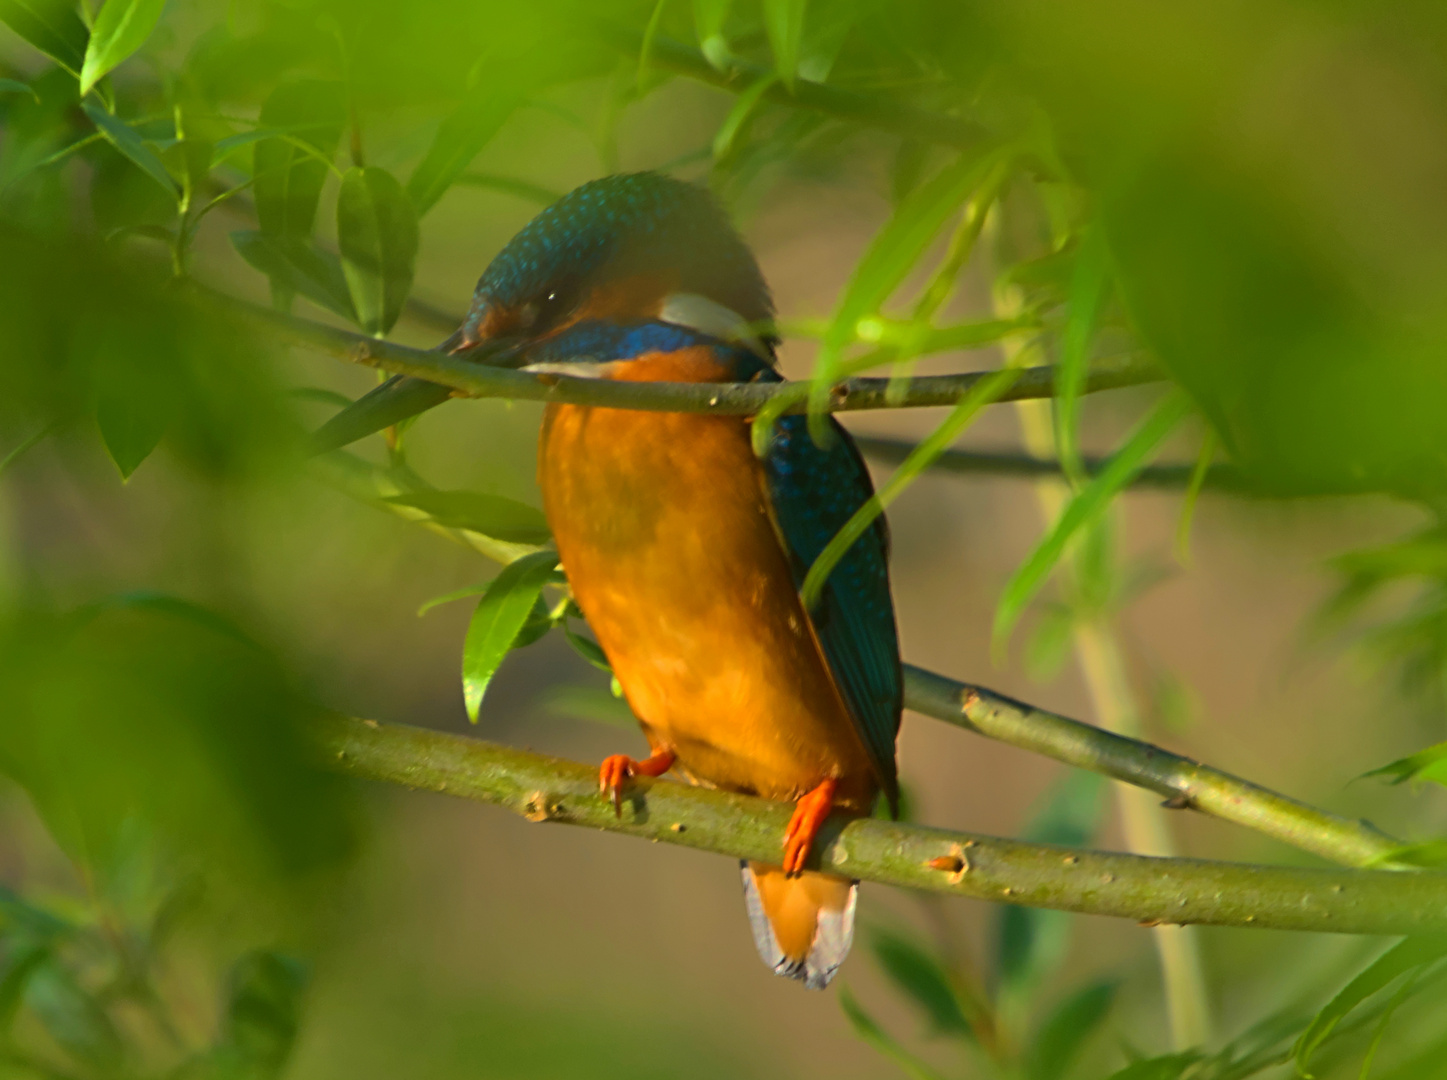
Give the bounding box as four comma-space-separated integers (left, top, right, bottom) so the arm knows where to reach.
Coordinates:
228, 297, 1162, 414
319, 714, 1445, 935
903, 668, 1403, 868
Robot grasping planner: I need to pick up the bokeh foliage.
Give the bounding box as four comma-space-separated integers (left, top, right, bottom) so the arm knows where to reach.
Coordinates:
3, 0, 1447, 1077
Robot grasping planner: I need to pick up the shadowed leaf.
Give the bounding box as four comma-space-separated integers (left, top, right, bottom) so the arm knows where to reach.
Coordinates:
230, 230, 357, 322
1028, 978, 1119, 1080
868, 929, 972, 1036
25, 959, 124, 1070
839, 987, 950, 1080
1364, 741, 1447, 789
462, 551, 560, 721
762, 0, 805, 90
252, 80, 345, 240
82, 101, 179, 198
337, 166, 419, 336
0, 0, 87, 75
384, 491, 550, 545
408, 86, 520, 216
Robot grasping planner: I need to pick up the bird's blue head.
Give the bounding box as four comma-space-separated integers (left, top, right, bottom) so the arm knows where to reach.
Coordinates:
456, 172, 776, 362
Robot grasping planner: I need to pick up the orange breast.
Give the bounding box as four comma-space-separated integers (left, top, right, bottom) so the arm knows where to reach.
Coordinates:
537, 349, 878, 810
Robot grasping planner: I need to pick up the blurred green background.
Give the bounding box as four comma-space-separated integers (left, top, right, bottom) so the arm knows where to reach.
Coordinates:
3, 1, 1447, 1077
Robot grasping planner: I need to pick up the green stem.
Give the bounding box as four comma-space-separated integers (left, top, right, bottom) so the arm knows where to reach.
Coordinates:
317, 714, 1447, 935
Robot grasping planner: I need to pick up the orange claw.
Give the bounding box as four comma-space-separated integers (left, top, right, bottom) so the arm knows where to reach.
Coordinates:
782, 778, 838, 875
597, 749, 676, 816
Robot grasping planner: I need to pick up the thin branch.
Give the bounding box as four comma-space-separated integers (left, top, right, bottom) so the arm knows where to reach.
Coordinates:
855, 438, 1249, 492
222, 296, 1162, 414
318, 714, 1446, 935
903, 668, 1403, 868
596, 23, 990, 151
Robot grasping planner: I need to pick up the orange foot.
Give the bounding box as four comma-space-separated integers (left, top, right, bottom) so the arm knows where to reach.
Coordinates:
783, 778, 838, 875
598, 749, 676, 816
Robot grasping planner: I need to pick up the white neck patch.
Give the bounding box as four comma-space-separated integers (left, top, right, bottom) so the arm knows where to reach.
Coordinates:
658, 292, 773, 363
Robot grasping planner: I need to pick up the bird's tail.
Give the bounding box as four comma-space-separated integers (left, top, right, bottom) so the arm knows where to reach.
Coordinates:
740, 861, 857, 990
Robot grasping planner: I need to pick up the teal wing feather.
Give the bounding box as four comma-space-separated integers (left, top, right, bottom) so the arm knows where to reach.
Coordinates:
757, 403, 902, 811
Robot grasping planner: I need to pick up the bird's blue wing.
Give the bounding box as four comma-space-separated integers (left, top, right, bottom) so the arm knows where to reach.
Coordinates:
758, 405, 902, 810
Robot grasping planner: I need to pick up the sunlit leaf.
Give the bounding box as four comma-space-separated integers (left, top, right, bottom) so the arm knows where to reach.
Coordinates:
337, 165, 418, 336
462, 551, 560, 721
0, 0, 87, 75
808, 147, 1004, 429
78, 0, 166, 96
838, 987, 950, 1080
994, 391, 1192, 655
408, 86, 519, 216
230, 230, 357, 322
868, 929, 972, 1036
252, 80, 345, 239
81, 101, 179, 198
1363, 740, 1447, 789
1293, 935, 1447, 1076
1027, 978, 1119, 1080
762, 0, 806, 90
384, 491, 551, 546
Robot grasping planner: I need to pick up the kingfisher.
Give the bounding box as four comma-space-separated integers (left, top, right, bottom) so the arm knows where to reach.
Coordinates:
325, 173, 902, 989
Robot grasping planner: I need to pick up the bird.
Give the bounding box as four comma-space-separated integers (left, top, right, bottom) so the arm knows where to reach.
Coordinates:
325, 172, 902, 988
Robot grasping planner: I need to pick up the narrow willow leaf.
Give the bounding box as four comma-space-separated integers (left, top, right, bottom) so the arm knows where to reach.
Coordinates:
253, 80, 345, 239
0, 945, 50, 1030
81, 101, 178, 198
1293, 935, 1447, 1076
762, 0, 806, 91
562, 621, 612, 673
384, 491, 550, 545
868, 930, 972, 1036
462, 551, 559, 721
337, 165, 418, 336
1366, 840, 1447, 868
1054, 225, 1108, 485
712, 73, 778, 162
800, 364, 1021, 611
0, 0, 88, 75
0, 77, 38, 98
408, 88, 518, 216
222, 951, 307, 1075
838, 988, 950, 1080
636, 0, 671, 93
1027, 979, 1119, 1080
993, 391, 1192, 655
997, 771, 1106, 1003
1363, 740, 1447, 788
78, 0, 166, 95
25, 959, 124, 1070
1102, 1052, 1201, 1080
230, 230, 356, 321
807, 148, 1002, 432
541, 685, 635, 728
692, 0, 732, 67
417, 583, 490, 617
96, 378, 171, 479
1174, 428, 1216, 567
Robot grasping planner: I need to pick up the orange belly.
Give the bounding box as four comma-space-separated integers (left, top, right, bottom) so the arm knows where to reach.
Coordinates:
538, 393, 878, 811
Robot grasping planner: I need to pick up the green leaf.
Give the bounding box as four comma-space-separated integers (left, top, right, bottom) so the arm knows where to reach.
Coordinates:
1174, 428, 1216, 567
462, 551, 559, 721
692, 0, 732, 67
1102, 1052, 1202, 1080
337, 165, 418, 336
221, 950, 307, 1076
540, 685, 636, 728
868, 929, 972, 1036
1293, 935, 1447, 1076
1055, 225, 1109, 485
1024, 602, 1075, 681
712, 73, 778, 162
807, 148, 1004, 429
408, 87, 519, 216
0, 943, 50, 1031
0, 0, 87, 75
252, 80, 345, 239
994, 391, 1192, 655
78, 0, 167, 96
562, 621, 612, 673
1367, 840, 1447, 868
230, 230, 357, 322
25, 959, 124, 1070
1364, 740, 1447, 789
1027, 979, 1119, 1080
763, 0, 806, 91
81, 100, 179, 198
384, 491, 551, 546
996, 771, 1106, 1003
0, 77, 38, 98
838, 987, 950, 1080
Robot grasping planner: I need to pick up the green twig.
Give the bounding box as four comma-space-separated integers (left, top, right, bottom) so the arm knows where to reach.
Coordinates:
317, 714, 1445, 935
